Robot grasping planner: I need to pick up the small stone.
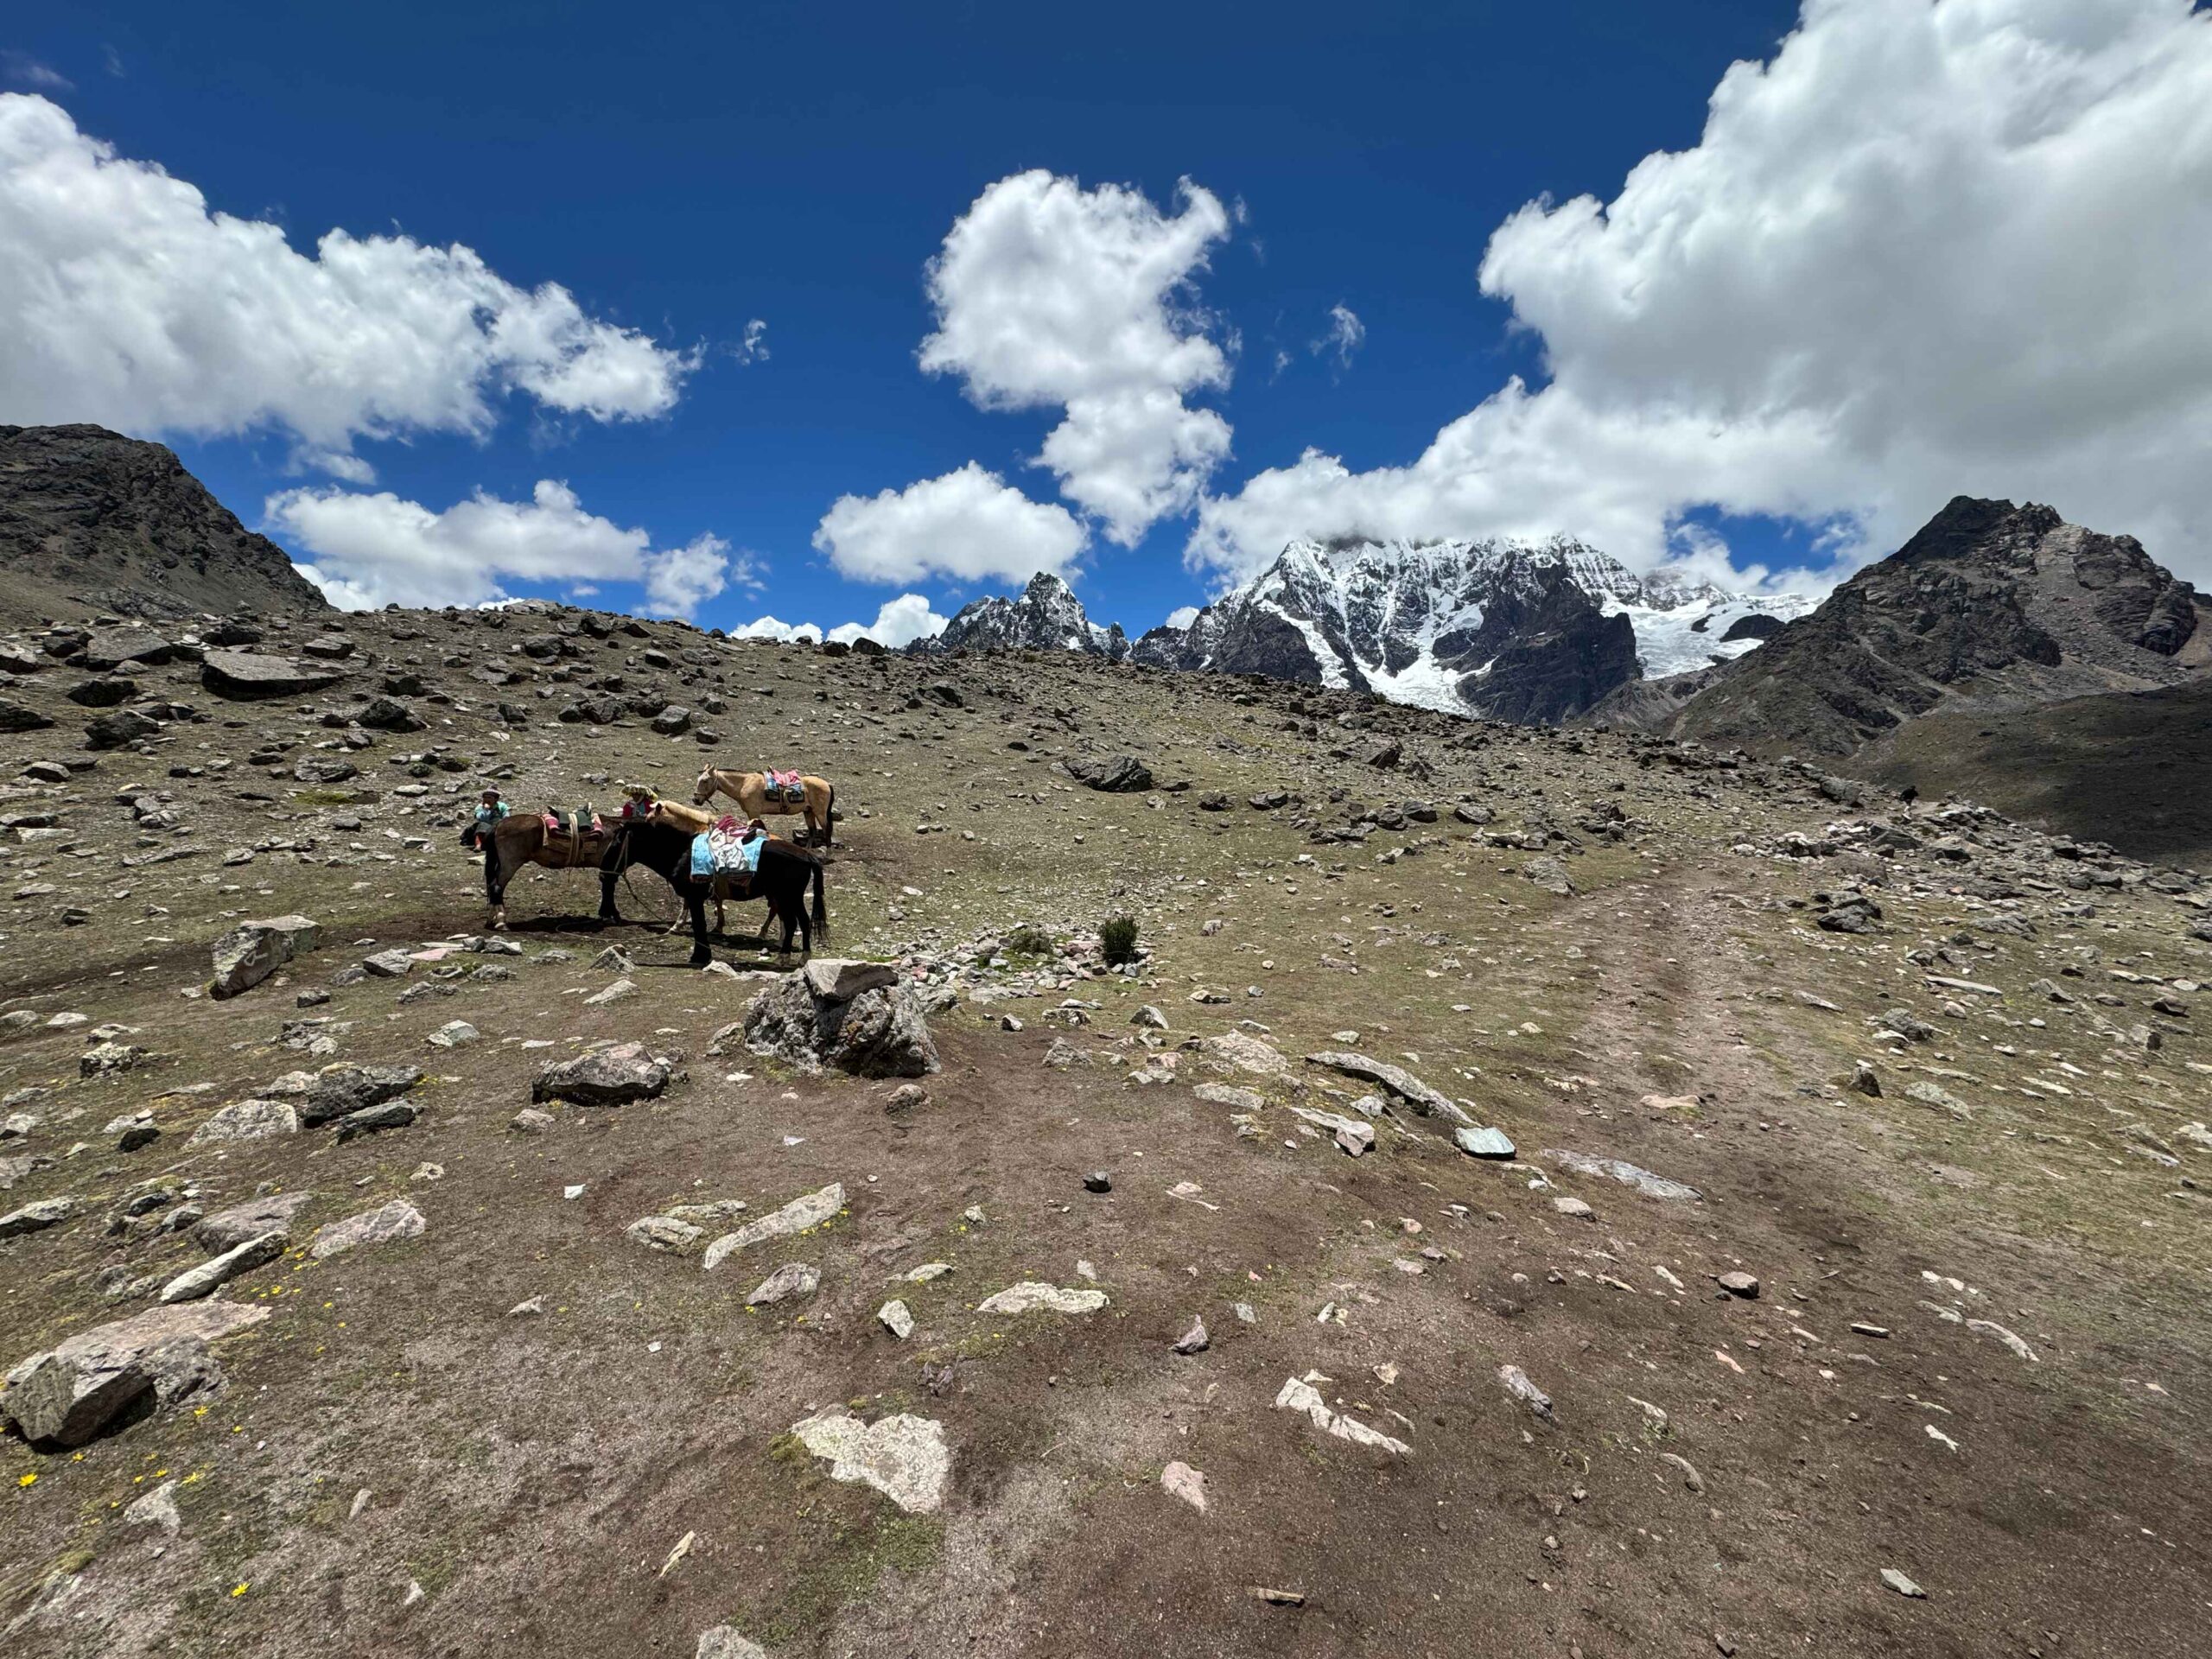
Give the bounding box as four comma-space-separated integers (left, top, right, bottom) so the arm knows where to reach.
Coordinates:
1084, 1170, 1112, 1193
747, 1262, 821, 1306
1453, 1125, 1516, 1159
509, 1108, 555, 1133
1173, 1317, 1209, 1355
427, 1020, 479, 1048
1717, 1272, 1760, 1299
308, 1198, 426, 1260
1161, 1460, 1208, 1511
696, 1627, 770, 1659
879, 1299, 915, 1338
123, 1479, 181, 1535
1880, 1567, 1926, 1599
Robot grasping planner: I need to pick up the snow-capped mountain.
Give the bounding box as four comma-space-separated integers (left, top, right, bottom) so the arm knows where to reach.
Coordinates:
916, 572, 1129, 659
1132, 537, 1814, 722
912, 541, 1811, 724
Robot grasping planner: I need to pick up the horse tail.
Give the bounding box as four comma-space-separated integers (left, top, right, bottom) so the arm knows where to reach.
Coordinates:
809, 853, 829, 944
825, 782, 836, 846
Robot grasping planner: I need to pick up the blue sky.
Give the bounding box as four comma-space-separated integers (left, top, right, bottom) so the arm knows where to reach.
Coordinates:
5, 2, 2211, 636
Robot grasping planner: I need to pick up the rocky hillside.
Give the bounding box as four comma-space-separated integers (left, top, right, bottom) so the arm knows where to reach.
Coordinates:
925, 541, 1808, 725
2, 586, 2209, 1658
1602, 497, 2208, 756
0, 426, 331, 628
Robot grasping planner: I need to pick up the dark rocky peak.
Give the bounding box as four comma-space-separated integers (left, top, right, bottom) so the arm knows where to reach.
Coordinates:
0, 423, 330, 626
1645, 496, 2207, 756
917, 572, 1128, 659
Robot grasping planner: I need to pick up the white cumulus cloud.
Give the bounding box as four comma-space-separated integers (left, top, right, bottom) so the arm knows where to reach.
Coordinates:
919, 169, 1233, 544
1161, 604, 1201, 630
0, 94, 695, 463
267, 478, 735, 616
1193, 0, 2212, 584
826, 593, 950, 648
730, 615, 823, 644
813, 461, 1089, 585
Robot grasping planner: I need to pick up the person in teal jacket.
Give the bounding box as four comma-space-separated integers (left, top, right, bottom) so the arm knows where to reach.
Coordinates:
463, 788, 509, 852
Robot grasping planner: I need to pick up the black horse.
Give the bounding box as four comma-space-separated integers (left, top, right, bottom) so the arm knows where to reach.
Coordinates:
602, 819, 828, 967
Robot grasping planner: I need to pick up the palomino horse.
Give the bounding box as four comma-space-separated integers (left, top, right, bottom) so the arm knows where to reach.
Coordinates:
474, 810, 626, 931
607, 818, 829, 967
693, 766, 836, 846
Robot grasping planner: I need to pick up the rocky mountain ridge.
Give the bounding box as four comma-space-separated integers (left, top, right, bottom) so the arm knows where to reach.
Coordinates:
0, 425, 331, 627
918, 539, 1811, 725
1600, 496, 2209, 756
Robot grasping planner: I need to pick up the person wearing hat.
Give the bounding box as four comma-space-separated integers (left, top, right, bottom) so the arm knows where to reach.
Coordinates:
464, 786, 509, 852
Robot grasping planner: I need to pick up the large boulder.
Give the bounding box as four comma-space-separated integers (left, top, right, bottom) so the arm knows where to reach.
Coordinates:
2, 1302, 267, 1448
187, 1098, 300, 1145
0, 699, 54, 733
79, 626, 178, 671
532, 1043, 670, 1106
300, 1064, 422, 1127
354, 696, 426, 732
85, 709, 161, 750
742, 968, 938, 1077
195, 1191, 315, 1252
200, 651, 351, 700
209, 914, 321, 998
1065, 754, 1154, 792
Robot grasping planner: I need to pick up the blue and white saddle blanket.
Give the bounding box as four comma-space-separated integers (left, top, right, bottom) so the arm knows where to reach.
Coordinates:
690, 830, 762, 878
761, 767, 804, 804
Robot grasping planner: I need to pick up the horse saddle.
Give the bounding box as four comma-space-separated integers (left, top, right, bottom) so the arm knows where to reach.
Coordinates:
543, 806, 605, 837
692, 829, 761, 885
761, 768, 804, 804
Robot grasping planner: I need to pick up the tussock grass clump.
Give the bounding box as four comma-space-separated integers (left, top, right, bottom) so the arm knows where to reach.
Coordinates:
1099, 914, 1140, 968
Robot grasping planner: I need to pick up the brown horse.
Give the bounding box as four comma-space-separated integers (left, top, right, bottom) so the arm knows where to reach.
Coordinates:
474, 810, 627, 931
693, 766, 836, 846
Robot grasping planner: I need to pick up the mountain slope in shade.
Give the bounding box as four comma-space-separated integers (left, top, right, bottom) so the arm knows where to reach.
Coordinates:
1130, 537, 1812, 724
1619, 497, 2208, 757
920, 572, 1128, 659
0, 424, 331, 625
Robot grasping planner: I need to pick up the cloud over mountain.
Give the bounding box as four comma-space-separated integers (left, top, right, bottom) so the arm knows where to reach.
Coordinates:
1192, 0, 2212, 584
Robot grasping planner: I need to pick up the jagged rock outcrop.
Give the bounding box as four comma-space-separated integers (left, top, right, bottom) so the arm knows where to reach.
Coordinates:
920, 573, 1128, 659
1618, 498, 2208, 756
0, 424, 331, 624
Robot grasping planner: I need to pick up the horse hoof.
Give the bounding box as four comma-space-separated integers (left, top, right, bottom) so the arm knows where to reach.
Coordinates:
690, 952, 713, 969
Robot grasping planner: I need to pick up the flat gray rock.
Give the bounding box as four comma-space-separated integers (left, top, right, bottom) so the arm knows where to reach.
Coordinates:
308, 1198, 426, 1260
789, 1409, 950, 1513
1452, 1125, 1516, 1159
1539, 1148, 1702, 1202
976, 1281, 1108, 1316
187, 1098, 300, 1146
194, 1191, 315, 1251
801, 958, 899, 1001
160, 1230, 287, 1303
1304, 1051, 1473, 1126
746, 1262, 821, 1306
702, 1183, 843, 1271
